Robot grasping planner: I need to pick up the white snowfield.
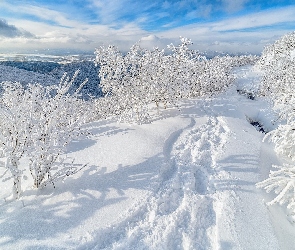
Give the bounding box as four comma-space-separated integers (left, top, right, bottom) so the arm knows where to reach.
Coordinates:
0, 66, 294, 249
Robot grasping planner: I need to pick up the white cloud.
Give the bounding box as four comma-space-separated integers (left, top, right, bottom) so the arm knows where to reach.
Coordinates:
222, 0, 250, 13
185, 4, 212, 19
0, 2, 81, 28
162, 1, 171, 9
163, 5, 295, 35
89, 0, 156, 26
141, 34, 159, 41
212, 6, 295, 31
90, 0, 124, 24
138, 34, 168, 49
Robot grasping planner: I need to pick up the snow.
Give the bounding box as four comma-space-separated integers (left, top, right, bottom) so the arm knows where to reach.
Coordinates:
0, 65, 295, 249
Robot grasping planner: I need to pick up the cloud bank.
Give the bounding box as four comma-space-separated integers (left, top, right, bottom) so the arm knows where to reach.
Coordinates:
0, 1, 294, 55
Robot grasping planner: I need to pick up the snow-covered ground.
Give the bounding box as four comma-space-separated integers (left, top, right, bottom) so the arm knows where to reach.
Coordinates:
0, 66, 294, 249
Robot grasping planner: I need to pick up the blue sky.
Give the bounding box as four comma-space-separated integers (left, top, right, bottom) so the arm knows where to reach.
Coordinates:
0, 0, 295, 54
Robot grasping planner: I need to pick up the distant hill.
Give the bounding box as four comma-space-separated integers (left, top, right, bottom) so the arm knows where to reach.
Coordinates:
0, 60, 102, 99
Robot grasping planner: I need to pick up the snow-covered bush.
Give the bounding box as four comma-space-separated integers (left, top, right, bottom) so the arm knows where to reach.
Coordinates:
192, 55, 235, 97
257, 32, 295, 70
256, 32, 295, 119
0, 71, 91, 197
95, 37, 240, 123
95, 43, 150, 123
256, 32, 295, 155
0, 83, 30, 198
265, 122, 295, 161
256, 32, 295, 213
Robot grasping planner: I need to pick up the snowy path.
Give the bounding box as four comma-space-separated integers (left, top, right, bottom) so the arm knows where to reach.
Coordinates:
85, 90, 280, 249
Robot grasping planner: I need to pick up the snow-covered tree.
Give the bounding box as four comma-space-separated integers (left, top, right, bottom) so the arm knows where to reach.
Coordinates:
0, 71, 91, 197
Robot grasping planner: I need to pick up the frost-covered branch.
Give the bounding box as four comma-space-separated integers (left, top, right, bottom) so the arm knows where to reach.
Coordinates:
256, 164, 295, 211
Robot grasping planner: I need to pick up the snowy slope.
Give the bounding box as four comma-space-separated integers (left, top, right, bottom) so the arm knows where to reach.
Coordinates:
0, 66, 294, 249
0, 65, 59, 86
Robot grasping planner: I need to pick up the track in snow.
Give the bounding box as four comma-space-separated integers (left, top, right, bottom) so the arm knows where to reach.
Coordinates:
85, 101, 230, 250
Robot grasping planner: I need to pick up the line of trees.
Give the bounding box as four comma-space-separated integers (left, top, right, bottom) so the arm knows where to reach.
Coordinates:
94, 37, 256, 123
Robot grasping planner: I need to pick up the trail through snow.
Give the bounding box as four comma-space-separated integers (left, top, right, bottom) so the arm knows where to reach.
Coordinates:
0, 66, 292, 249
88, 97, 279, 249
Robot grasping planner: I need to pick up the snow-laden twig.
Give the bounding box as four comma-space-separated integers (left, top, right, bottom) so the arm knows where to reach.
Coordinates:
37, 157, 88, 189
256, 164, 295, 210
